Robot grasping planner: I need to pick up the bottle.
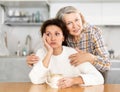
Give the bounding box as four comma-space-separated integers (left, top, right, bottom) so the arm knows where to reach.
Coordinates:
17, 41, 21, 56
35, 11, 40, 22
22, 47, 27, 56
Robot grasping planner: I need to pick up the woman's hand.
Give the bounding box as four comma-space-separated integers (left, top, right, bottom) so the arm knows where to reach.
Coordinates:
43, 34, 53, 54
58, 77, 74, 88
26, 54, 39, 67
42, 34, 53, 68
69, 48, 95, 66
58, 77, 83, 88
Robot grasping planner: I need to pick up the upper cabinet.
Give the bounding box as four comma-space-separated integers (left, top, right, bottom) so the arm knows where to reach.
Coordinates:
49, 2, 120, 25
1, 0, 120, 26
102, 3, 120, 25
0, 0, 49, 26
49, 2, 102, 25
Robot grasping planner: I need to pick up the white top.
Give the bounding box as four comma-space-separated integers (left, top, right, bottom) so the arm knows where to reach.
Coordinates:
29, 46, 104, 86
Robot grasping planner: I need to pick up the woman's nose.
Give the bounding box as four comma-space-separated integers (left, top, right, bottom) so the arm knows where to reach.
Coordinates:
51, 35, 56, 40
73, 22, 78, 28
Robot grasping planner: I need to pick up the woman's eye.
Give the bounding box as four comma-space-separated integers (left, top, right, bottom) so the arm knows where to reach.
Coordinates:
55, 33, 60, 36
46, 33, 50, 36
75, 18, 79, 22
66, 22, 72, 25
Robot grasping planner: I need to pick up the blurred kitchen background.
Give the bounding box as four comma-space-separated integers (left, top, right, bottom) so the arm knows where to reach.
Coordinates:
0, 0, 120, 83
0, 0, 120, 58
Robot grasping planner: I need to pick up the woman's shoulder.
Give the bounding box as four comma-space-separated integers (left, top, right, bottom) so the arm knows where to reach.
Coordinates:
36, 47, 46, 56
83, 23, 102, 35
63, 46, 77, 53
63, 46, 74, 50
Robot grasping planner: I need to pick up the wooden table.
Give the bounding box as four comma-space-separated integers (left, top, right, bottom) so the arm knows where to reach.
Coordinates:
0, 82, 120, 92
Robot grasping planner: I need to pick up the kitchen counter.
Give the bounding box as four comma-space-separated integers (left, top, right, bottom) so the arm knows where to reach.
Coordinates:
0, 56, 31, 82
0, 56, 26, 58
0, 56, 26, 60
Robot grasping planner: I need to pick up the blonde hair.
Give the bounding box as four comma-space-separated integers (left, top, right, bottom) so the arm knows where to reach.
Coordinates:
56, 6, 86, 25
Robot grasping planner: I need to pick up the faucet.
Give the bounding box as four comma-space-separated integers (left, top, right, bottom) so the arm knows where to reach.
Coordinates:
25, 35, 32, 55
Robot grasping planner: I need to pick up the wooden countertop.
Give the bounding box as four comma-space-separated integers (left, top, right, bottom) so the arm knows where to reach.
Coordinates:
0, 82, 120, 92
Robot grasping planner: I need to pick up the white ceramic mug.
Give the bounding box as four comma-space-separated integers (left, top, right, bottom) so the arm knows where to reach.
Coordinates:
46, 74, 63, 88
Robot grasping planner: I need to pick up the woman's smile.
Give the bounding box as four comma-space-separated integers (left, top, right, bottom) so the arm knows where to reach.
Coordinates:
73, 29, 80, 33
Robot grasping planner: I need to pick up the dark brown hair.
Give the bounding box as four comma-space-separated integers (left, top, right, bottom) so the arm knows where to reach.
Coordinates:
40, 19, 69, 46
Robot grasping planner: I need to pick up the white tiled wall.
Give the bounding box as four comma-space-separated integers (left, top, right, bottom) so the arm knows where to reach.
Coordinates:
0, 25, 44, 56
100, 26, 120, 58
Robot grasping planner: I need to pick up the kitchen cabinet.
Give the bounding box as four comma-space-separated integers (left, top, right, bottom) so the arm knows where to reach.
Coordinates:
50, 3, 102, 25
77, 3, 102, 25
0, 56, 31, 82
50, 2, 120, 25
104, 59, 120, 84
102, 3, 120, 25
0, 0, 49, 26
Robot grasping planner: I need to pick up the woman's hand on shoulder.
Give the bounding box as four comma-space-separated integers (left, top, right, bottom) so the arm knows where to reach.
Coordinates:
69, 48, 95, 66
26, 54, 39, 67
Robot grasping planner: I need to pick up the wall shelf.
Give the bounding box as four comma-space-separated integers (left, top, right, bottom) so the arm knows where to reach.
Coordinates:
0, 0, 49, 8
0, 0, 49, 26
4, 21, 44, 26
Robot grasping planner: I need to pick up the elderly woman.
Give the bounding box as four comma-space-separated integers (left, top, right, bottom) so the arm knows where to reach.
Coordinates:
27, 6, 110, 72
29, 19, 104, 88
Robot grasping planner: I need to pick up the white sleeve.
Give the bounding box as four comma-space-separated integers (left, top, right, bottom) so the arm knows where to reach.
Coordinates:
29, 49, 49, 84
77, 62, 104, 86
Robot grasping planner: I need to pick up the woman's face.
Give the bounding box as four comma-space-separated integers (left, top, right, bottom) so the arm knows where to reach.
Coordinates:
45, 25, 64, 49
63, 13, 83, 36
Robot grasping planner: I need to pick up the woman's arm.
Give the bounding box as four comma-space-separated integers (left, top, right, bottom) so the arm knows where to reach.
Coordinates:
69, 48, 110, 72
29, 51, 52, 84
58, 62, 104, 88
29, 49, 49, 84
77, 62, 104, 86
69, 49, 95, 66
42, 34, 53, 68
91, 26, 110, 72
29, 34, 53, 84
